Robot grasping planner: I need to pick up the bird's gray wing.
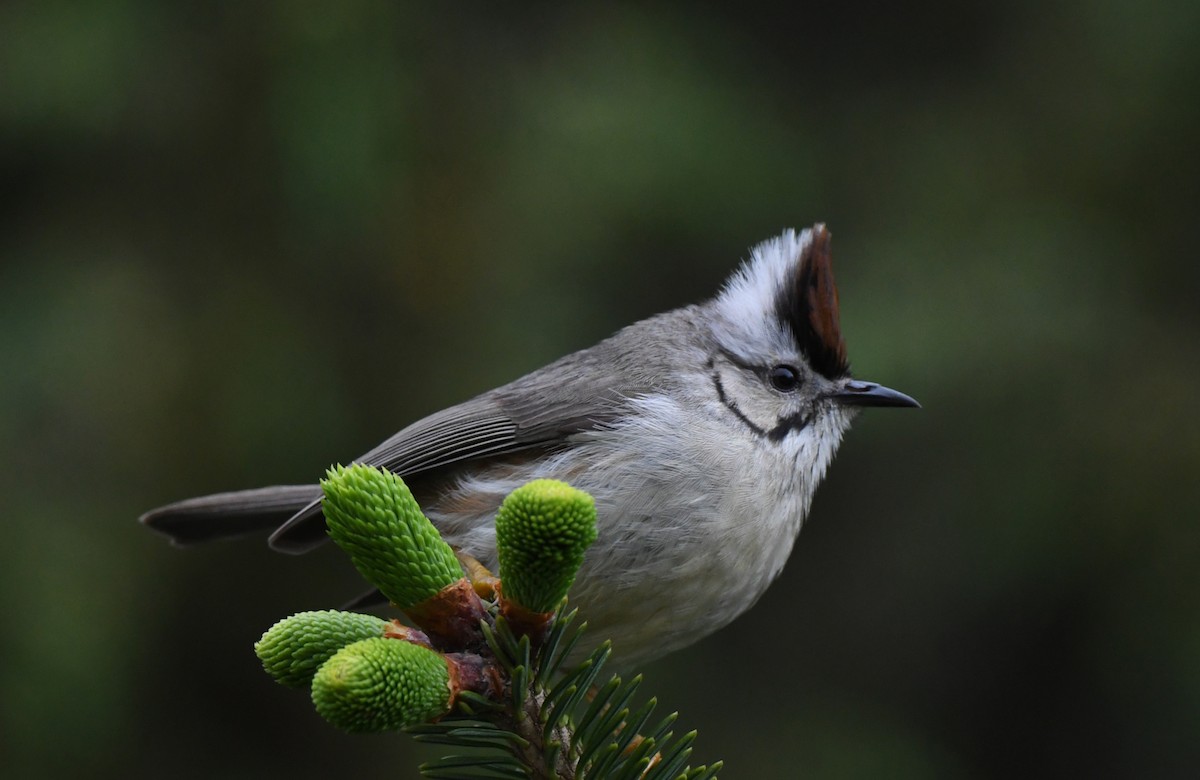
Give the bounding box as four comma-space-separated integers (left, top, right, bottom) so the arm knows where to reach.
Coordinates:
140, 485, 325, 546
269, 351, 635, 552
354, 399, 527, 476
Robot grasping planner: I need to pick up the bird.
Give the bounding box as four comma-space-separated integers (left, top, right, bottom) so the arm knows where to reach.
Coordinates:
141, 223, 918, 667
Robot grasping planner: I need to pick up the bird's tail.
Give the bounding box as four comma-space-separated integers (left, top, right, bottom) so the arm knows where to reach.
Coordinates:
140, 485, 326, 551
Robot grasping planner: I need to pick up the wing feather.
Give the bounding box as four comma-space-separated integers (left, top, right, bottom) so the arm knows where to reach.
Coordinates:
269, 352, 639, 552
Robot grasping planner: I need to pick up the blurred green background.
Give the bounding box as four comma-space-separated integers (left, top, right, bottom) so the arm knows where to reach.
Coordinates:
2, 2, 1197, 777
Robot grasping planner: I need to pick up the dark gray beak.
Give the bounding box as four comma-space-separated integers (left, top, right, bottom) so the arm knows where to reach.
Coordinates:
832, 380, 921, 408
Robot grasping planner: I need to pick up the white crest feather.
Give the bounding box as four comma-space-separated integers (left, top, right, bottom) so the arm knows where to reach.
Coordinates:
711, 227, 814, 359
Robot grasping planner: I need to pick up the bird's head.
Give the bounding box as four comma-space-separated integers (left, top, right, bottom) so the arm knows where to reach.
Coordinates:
707, 224, 918, 463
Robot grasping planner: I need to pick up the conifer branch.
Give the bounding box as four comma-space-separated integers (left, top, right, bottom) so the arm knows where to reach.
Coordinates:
252, 464, 722, 779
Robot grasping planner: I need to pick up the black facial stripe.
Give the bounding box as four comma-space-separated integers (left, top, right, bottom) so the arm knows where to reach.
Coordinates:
709, 362, 768, 439
717, 348, 757, 373
710, 356, 812, 442
718, 348, 788, 388
767, 412, 812, 441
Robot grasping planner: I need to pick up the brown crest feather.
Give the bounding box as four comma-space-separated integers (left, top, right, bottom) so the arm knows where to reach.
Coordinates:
775, 223, 850, 379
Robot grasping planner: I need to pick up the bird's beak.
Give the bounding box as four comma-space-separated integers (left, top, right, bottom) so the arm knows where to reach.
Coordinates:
831, 380, 921, 408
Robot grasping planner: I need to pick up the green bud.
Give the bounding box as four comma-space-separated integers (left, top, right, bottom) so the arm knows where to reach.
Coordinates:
495, 479, 598, 613
311, 637, 451, 733
255, 610, 390, 688
321, 464, 463, 609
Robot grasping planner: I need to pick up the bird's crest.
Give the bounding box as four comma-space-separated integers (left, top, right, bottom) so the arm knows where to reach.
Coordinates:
715, 223, 850, 380
775, 224, 849, 380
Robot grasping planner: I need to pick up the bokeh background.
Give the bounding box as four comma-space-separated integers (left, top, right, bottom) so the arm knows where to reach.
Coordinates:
2, 2, 1197, 777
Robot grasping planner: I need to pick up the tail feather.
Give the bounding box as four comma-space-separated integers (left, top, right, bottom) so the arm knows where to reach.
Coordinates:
139, 485, 322, 546
268, 499, 330, 555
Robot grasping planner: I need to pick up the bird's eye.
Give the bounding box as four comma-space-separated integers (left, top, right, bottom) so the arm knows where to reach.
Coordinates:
767, 364, 802, 392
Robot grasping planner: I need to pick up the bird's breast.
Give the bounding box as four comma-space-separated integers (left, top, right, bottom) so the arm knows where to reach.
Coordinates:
424, 393, 825, 666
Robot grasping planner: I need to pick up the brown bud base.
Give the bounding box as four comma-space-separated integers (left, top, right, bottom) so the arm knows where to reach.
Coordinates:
404, 578, 490, 652
497, 585, 554, 646
444, 652, 505, 707
382, 620, 433, 649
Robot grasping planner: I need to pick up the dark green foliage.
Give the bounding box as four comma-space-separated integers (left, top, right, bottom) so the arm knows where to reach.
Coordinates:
411, 609, 722, 780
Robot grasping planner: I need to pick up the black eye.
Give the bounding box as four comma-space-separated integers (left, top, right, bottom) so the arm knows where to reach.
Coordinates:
767, 364, 802, 392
